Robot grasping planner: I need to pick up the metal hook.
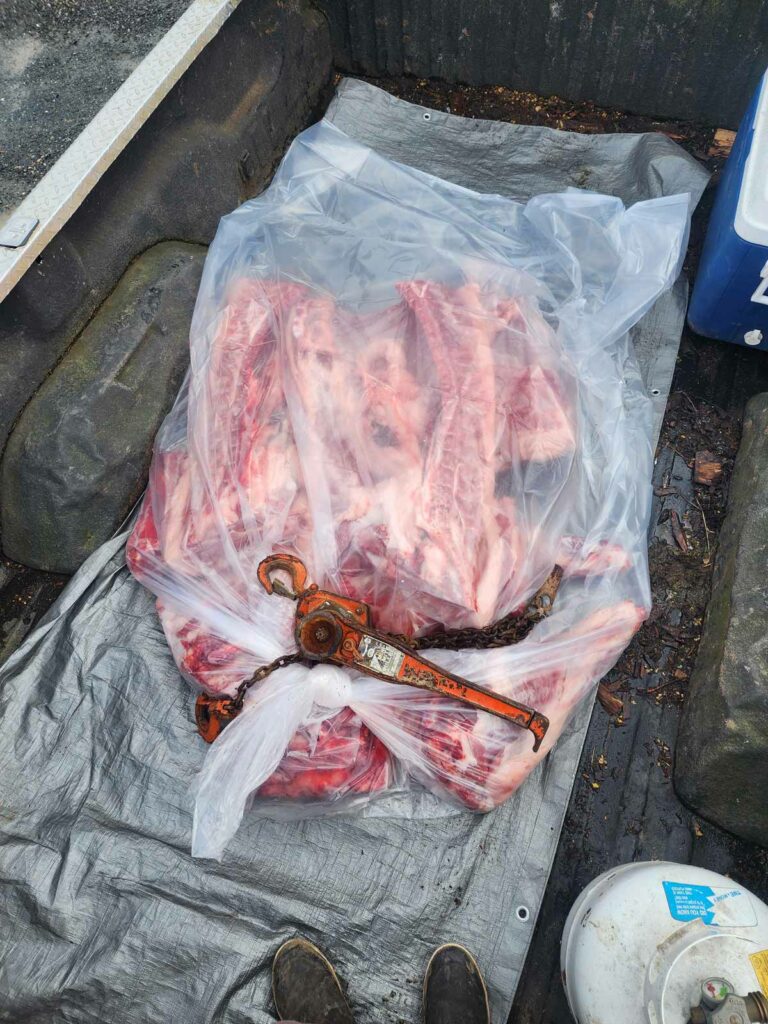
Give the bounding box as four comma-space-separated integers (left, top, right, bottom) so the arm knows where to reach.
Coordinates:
257, 554, 310, 600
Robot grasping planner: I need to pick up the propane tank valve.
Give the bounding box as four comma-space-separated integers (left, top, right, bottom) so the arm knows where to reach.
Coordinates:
689, 979, 768, 1024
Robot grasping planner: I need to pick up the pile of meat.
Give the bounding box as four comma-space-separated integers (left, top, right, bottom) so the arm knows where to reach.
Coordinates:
128, 276, 645, 812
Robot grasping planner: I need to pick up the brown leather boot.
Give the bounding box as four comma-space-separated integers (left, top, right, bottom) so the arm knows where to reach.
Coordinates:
423, 944, 490, 1024
272, 937, 354, 1024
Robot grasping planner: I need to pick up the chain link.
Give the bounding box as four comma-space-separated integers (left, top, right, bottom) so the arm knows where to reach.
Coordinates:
235, 566, 563, 692
397, 565, 563, 652
234, 651, 303, 705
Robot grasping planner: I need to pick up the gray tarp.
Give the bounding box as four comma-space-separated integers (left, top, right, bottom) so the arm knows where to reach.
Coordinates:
0, 79, 708, 1024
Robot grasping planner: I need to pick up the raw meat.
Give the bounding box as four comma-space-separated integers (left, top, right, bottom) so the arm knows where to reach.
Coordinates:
125, 117, 692, 856
257, 709, 392, 801
127, 274, 640, 807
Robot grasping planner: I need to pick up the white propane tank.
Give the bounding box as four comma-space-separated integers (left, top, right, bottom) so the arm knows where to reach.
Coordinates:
561, 862, 768, 1024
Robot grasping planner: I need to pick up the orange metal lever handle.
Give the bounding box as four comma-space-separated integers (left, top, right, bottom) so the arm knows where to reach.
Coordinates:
295, 608, 550, 752
254, 555, 550, 752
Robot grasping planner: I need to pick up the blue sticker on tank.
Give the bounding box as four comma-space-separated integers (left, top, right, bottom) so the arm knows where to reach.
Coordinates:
662, 881, 756, 927
663, 882, 718, 924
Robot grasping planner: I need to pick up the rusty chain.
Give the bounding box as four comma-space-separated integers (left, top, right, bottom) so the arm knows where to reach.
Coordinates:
234, 651, 303, 705
407, 565, 564, 652
235, 565, 564, 698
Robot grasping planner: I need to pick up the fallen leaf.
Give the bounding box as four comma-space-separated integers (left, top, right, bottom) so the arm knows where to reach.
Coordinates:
670, 510, 689, 553
597, 683, 623, 716
693, 450, 723, 487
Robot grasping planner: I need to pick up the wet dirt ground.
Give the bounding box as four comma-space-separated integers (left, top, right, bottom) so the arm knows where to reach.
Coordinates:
357, 74, 720, 164
0, 555, 65, 665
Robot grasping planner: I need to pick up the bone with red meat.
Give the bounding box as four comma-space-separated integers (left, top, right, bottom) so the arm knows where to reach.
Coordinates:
157, 603, 257, 695
556, 536, 633, 577
128, 275, 643, 808
463, 600, 644, 809
495, 296, 577, 465
257, 708, 392, 801
369, 599, 645, 811
357, 336, 428, 481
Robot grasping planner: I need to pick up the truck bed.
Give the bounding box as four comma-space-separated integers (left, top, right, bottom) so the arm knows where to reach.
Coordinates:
3, 71, 768, 1024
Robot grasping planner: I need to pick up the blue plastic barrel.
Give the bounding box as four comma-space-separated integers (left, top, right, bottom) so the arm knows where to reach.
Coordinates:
688, 71, 768, 349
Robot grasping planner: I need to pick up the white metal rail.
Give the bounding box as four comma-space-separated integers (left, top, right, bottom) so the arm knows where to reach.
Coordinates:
0, 0, 241, 303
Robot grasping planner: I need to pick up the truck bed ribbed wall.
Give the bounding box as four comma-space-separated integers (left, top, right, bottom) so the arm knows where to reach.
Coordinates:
316, 0, 768, 126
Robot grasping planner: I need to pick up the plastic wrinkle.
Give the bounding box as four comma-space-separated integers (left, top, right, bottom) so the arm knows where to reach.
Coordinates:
127, 119, 693, 858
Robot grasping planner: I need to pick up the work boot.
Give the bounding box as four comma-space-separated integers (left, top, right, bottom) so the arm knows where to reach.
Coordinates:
423, 944, 490, 1024
272, 937, 354, 1024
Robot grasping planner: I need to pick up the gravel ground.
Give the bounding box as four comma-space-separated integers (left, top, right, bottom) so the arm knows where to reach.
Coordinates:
0, 0, 191, 212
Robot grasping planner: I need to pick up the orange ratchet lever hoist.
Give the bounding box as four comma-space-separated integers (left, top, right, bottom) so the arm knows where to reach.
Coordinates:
195, 553, 550, 752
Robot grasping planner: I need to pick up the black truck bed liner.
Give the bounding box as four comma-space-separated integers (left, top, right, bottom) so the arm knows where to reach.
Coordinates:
3, 74, 768, 1024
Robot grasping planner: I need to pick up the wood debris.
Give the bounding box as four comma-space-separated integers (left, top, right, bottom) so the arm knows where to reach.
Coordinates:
693, 449, 723, 487
670, 509, 689, 553
597, 683, 623, 716
708, 128, 737, 158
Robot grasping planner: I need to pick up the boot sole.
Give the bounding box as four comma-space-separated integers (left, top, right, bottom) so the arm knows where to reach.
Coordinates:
272, 937, 349, 1022
423, 943, 491, 1024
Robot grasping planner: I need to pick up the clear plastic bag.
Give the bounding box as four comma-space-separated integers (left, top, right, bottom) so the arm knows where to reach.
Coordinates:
127, 120, 692, 859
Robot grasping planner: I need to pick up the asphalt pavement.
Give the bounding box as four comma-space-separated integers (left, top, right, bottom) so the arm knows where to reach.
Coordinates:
0, 0, 191, 212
